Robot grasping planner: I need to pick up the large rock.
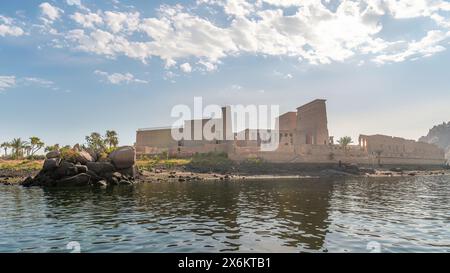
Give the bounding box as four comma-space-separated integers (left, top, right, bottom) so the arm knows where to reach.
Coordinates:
86, 170, 103, 182
119, 165, 138, 179
46, 150, 61, 159
66, 166, 78, 177
95, 180, 108, 187
85, 148, 98, 162
73, 144, 81, 152
58, 173, 92, 187
22, 176, 34, 187
86, 162, 115, 175
43, 158, 60, 171
106, 175, 119, 185
119, 180, 133, 185
38, 174, 55, 187
53, 161, 76, 178
76, 164, 88, 174
76, 150, 94, 164
108, 146, 136, 169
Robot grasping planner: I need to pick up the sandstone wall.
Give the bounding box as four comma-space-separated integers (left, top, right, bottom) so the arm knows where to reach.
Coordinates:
229, 142, 444, 166
296, 99, 329, 145
169, 143, 229, 157
278, 112, 297, 131
359, 134, 445, 165
136, 128, 178, 153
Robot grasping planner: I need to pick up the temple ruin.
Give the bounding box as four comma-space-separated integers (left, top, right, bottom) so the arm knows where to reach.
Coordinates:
136, 99, 446, 166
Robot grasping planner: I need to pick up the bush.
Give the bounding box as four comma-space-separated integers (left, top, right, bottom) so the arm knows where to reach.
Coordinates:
60, 147, 80, 163
26, 155, 46, 160
136, 157, 190, 172
138, 155, 150, 161
165, 161, 175, 170
105, 146, 118, 155
188, 152, 233, 173
97, 152, 109, 162
243, 156, 266, 165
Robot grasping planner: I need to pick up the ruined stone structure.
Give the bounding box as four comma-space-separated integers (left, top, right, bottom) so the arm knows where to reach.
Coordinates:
359, 134, 445, 166
136, 107, 232, 157
296, 99, 329, 145
136, 99, 446, 166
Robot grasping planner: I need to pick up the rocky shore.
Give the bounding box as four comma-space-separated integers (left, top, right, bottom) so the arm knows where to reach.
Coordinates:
0, 168, 38, 185
137, 164, 449, 183
20, 146, 137, 187
1, 158, 449, 186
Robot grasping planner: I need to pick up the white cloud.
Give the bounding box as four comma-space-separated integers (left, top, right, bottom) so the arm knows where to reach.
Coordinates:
430, 13, 450, 28
0, 76, 58, 92
273, 70, 293, 79
139, 6, 237, 63
383, 0, 450, 19
94, 70, 149, 84
222, 0, 255, 17
70, 12, 103, 28
180, 63, 193, 73
67, 29, 116, 57
40, 2, 63, 23
104, 11, 140, 33
43, 0, 450, 69
66, 0, 89, 12
0, 16, 24, 37
373, 30, 450, 64
67, 0, 80, 4
0, 76, 16, 91
22, 77, 56, 88
198, 60, 218, 71
66, 0, 81, 7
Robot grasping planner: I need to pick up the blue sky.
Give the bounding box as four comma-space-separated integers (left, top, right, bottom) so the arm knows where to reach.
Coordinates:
1, 0, 450, 147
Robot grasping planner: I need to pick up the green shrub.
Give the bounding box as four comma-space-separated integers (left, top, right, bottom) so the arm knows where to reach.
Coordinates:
97, 152, 109, 162
26, 155, 46, 160
243, 156, 266, 165
105, 146, 118, 155
188, 152, 233, 173
60, 147, 80, 162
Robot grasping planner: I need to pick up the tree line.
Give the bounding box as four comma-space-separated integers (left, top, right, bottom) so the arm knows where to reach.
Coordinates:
1, 130, 119, 160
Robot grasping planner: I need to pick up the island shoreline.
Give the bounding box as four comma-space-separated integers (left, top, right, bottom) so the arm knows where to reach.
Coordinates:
1, 162, 449, 186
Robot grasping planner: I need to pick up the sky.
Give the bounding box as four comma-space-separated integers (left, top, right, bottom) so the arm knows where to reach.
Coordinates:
1, 0, 450, 147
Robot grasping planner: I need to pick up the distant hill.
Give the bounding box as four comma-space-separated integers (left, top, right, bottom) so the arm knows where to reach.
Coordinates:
419, 122, 450, 160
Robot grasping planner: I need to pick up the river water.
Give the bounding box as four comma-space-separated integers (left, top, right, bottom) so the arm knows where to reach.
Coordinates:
0, 175, 449, 253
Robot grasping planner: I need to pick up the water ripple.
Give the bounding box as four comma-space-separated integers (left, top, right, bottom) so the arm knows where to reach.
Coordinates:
0, 176, 449, 252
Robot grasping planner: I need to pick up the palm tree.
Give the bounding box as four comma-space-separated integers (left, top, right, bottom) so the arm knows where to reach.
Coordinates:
45, 144, 60, 152
29, 136, 45, 159
85, 132, 106, 153
337, 136, 353, 156
24, 144, 32, 157
10, 138, 28, 159
105, 130, 119, 149
337, 136, 353, 149
1, 142, 10, 157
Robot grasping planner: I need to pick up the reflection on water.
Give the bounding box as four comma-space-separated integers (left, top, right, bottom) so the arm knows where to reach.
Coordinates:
0, 176, 449, 252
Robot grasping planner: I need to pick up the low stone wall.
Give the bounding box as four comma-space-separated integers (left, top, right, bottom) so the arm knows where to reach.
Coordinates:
375, 156, 445, 166
138, 142, 446, 167
229, 144, 445, 166
167, 143, 229, 158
